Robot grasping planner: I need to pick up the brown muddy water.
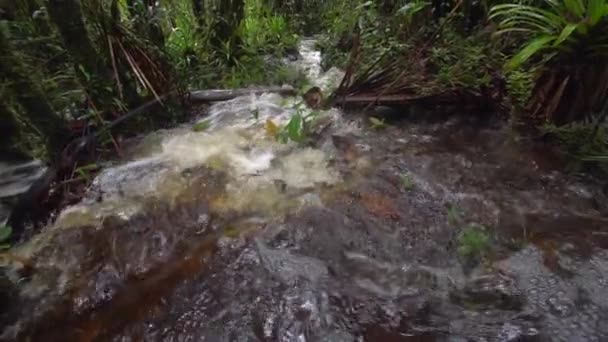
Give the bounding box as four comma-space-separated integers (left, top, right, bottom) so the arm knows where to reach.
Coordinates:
1, 40, 607, 342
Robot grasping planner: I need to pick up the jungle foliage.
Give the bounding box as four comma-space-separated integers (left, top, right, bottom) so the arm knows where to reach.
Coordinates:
0, 0, 301, 161
317, 0, 608, 166
1, 0, 607, 165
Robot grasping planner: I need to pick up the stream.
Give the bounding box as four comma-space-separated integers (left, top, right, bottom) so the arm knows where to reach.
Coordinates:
2, 40, 608, 342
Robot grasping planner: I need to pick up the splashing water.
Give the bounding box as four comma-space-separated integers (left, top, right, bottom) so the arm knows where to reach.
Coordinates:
293, 39, 345, 92
4, 40, 608, 342
0, 160, 47, 224
51, 45, 350, 229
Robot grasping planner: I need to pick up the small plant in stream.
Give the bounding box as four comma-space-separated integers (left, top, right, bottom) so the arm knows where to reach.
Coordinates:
74, 163, 99, 183
265, 119, 280, 138
0, 225, 12, 250
457, 224, 490, 259
276, 102, 321, 144
400, 173, 415, 190
447, 204, 463, 226
193, 120, 211, 132
277, 112, 306, 143
251, 108, 260, 120
369, 117, 389, 130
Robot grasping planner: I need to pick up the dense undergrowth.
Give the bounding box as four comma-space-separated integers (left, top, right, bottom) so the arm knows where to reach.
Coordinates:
1, 0, 607, 167
1, 0, 305, 160
317, 0, 608, 171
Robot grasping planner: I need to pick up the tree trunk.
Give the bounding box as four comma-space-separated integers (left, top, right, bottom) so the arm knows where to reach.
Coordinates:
0, 101, 21, 153
144, 0, 164, 47
377, 0, 396, 15
0, 27, 69, 158
47, 0, 114, 109
191, 0, 205, 30
211, 0, 245, 61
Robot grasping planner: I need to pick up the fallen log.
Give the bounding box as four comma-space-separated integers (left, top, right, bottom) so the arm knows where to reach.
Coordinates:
189, 86, 296, 102
66, 85, 299, 165
332, 89, 508, 115
336, 94, 431, 106
333, 91, 466, 106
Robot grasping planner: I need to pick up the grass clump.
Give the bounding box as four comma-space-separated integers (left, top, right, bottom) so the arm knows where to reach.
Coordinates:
400, 173, 415, 191
457, 224, 490, 260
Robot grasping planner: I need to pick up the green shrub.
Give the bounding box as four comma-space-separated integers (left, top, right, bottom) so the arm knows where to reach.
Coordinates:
457, 224, 490, 259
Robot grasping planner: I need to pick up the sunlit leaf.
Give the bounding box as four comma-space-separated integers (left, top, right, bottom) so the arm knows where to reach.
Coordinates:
193, 120, 211, 132
506, 35, 555, 70
265, 119, 279, 138
587, 0, 607, 25
563, 0, 585, 18
369, 116, 388, 129
287, 114, 303, 142
553, 23, 578, 46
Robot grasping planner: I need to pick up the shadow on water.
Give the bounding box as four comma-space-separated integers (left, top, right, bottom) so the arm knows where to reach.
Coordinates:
30, 233, 219, 342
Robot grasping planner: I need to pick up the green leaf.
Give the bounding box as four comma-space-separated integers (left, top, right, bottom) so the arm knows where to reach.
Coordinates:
287, 114, 303, 142
553, 23, 579, 46
78, 65, 91, 81
400, 173, 415, 190
564, 0, 585, 19
506, 35, 555, 70
490, 5, 565, 31
369, 117, 388, 129
193, 120, 211, 132
587, 0, 607, 25
0, 225, 12, 242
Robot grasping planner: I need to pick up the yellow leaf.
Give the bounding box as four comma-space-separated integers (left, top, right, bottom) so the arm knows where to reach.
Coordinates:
265, 119, 279, 137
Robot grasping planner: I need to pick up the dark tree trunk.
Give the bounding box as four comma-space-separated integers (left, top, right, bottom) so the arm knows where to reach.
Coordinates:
0, 27, 69, 158
0, 101, 21, 153
127, 0, 165, 48
47, 0, 114, 108
27, 0, 52, 35
126, 0, 137, 18
144, 0, 164, 47
211, 0, 245, 61
377, 0, 396, 15
191, 0, 205, 30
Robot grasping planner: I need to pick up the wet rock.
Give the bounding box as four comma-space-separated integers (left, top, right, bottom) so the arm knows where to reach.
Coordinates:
455, 273, 524, 311
497, 246, 608, 341
496, 322, 541, 342
3, 182, 215, 340
303, 86, 324, 109
254, 239, 328, 285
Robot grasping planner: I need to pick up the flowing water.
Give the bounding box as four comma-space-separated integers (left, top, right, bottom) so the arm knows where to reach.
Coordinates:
0, 159, 47, 225
2, 41, 608, 342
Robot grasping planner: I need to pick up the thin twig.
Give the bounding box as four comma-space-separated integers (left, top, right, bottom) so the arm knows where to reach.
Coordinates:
108, 35, 123, 100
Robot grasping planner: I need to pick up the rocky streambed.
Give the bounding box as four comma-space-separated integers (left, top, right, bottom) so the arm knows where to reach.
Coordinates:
1, 40, 607, 342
